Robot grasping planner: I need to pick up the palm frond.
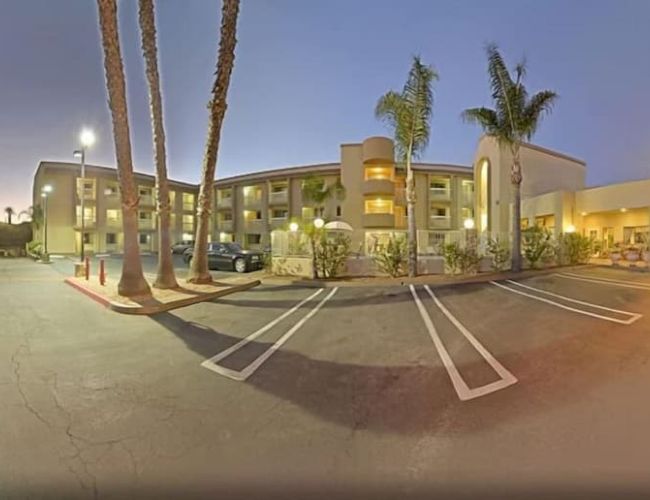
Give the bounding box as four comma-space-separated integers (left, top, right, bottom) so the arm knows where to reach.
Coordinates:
402, 56, 438, 157
521, 90, 557, 139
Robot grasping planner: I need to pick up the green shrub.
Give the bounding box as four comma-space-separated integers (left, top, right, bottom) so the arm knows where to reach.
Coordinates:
25, 240, 43, 259
373, 235, 407, 277
443, 242, 480, 275
522, 226, 554, 268
486, 237, 510, 271
555, 233, 592, 265
314, 233, 351, 278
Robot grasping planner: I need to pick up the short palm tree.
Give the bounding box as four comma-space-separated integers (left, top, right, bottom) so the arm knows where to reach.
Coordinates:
375, 56, 438, 277
96, 0, 151, 297
301, 175, 346, 279
189, 0, 240, 284
138, 0, 178, 289
462, 43, 557, 272
301, 175, 346, 219
4, 207, 15, 224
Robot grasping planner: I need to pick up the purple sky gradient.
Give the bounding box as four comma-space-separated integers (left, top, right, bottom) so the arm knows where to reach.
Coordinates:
2, 0, 650, 215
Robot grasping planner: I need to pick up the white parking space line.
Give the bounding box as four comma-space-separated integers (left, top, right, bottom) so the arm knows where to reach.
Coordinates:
490, 280, 642, 325
202, 288, 338, 381
555, 272, 650, 290
410, 285, 517, 401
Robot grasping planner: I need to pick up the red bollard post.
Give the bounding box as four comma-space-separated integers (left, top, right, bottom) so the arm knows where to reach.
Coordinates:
84, 256, 90, 281
99, 259, 106, 286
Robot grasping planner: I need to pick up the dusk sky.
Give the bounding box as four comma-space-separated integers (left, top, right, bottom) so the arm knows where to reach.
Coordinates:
2, 0, 650, 214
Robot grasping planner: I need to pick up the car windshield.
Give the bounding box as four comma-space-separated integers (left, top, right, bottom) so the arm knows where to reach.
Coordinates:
223, 243, 242, 253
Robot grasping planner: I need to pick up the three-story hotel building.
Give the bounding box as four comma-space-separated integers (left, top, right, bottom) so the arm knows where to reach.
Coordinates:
32, 136, 474, 255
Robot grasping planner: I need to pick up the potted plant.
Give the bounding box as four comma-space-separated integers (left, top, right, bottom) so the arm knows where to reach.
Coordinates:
610, 243, 622, 266
625, 245, 640, 265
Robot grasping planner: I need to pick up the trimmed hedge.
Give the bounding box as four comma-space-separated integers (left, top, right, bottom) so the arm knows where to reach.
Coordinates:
0, 222, 32, 247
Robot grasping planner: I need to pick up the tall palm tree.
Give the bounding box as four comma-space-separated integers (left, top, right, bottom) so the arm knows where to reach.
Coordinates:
188, 0, 240, 284
301, 175, 346, 279
138, 0, 178, 289
96, 0, 151, 297
462, 43, 557, 272
375, 56, 438, 277
4, 207, 15, 224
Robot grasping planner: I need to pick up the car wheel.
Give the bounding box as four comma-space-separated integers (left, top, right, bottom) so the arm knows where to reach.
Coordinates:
234, 258, 246, 273
186, 256, 192, 266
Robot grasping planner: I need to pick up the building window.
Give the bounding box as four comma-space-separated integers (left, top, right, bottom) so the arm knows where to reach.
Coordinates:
336, 205, 342, 217
139, 211, 152, 220
182, 214, 194, 232
245, 233, 261, 246
139, 233, 149, 245
243, 185, 262, 204
429, 177, 450, 196
219, 232, 234, 243
83, 232, 91, 244
430, 205, 449, 217
104, 183, 119, 196
77, 178, 96, 200
106, 233, 117, 245
182, 193, 195, 211
364, 198, 394, 214
364, 165, 394, 181
106, 209, 120, 225
76, 206, 96, 225
220, 211, 233, 222
244, 210, 262, 221
271, 182, 288, 193
169, 190, 176, 207
271, 208, 288, 219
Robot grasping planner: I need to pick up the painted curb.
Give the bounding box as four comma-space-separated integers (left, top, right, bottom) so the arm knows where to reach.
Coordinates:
64, 278, 261, 315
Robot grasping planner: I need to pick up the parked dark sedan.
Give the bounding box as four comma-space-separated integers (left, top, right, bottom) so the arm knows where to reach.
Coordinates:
171, 240, 195, 254
183, 242, 264, 273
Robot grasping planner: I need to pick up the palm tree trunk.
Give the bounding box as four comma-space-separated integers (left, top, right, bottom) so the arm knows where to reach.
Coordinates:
188, 0, 240, 284
97, 0, 151, 297
510, 146, 523, 272
406, 145, 417, 277
138, 0, 178, 290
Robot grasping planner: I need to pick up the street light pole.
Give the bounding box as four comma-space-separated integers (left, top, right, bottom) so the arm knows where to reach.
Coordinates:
74, 129, 95, 262
40, 184, 52, 259
79, 147, 86, 261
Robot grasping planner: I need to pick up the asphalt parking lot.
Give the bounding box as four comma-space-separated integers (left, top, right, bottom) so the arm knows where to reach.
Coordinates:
3, 259, 650, 498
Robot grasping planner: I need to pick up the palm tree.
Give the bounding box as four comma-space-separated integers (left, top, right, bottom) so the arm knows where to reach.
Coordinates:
462, 44, 557, 272
138, 0, 178, 290
188, 0, 240, 284
375, 56, 438, 277
19, 205, 43, 230
4, 207, 15, 224
301, 175, 346, 278
301, 175, 346, 219
96, 0, 151, 297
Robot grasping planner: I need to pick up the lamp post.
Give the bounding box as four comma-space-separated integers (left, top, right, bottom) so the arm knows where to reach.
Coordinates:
41, 184, 53, 259
74, 129, 95, 261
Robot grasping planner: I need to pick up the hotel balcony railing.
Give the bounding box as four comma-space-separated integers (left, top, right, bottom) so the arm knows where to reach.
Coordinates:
429, 187, 451, 201
182, 224, 194, 232
139, 195, 155, 206
269, 191, 288, 205
243, 195, 262, 208
75, 217, 96, 228
429, 215, 451, 229
106, 218, 122, 227
216, 196, 232, 208
362, 213, 394, 228
138, 219, 156, 230
182, 203, 195, 212
216, 220, 233, 232
362, 179, 395, 196
270, 216, 288, 229
244, 219, 266, 231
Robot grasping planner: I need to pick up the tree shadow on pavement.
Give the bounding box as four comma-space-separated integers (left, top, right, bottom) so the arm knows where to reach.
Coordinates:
149, 309, 639, 437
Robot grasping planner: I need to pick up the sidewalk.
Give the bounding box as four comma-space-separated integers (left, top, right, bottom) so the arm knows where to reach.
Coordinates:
66, 275, 260, 314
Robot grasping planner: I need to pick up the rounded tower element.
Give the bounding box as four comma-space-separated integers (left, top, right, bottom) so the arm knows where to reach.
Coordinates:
362, 136, 394, 164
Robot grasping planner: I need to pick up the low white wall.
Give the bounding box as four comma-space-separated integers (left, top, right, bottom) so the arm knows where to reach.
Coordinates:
272, 256, 313, 278
418, 256, 445, 275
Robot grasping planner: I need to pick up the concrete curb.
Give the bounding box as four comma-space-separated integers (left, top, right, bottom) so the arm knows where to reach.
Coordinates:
64, 277, 261, 315
260, 265, 595, 289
